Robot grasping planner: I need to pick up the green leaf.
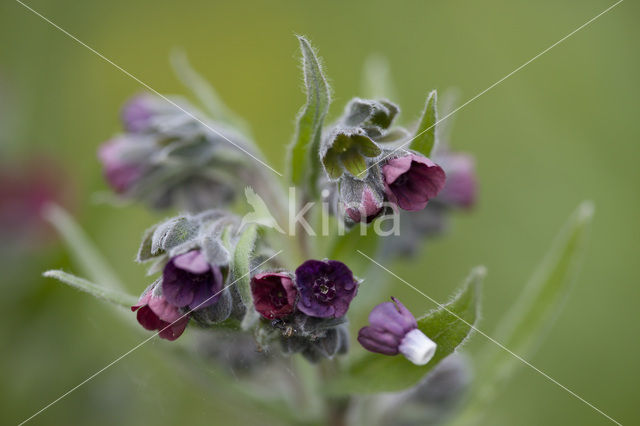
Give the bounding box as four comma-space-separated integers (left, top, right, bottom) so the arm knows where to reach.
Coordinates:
44, 270, 138, 308
410, 90, 438, 157
136, 224, 157, 263
326, 267, 484, 395
43, 204, 125, 291
232, 224, 258, 312
288, 36, 331, 191
452, 202, 594, 425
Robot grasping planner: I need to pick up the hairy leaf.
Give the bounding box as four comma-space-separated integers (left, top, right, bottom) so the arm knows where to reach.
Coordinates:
44, 270, 138, 308
232, 224, 258, 312
410, 90, 438, 157
43, 204, 124, 291
453, 202, 594, 424
326, 267, 484, 394
288, 36, 331, 192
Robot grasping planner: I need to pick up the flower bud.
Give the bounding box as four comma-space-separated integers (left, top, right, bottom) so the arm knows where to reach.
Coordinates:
358, 297, 437, 366
295, 259, 359, 318
97, 135, 154, 194
436, 152, 477, 209
340, 175, 385, 223
121, 93, 176, 133
382, 153, 446, 211
250, 272, 297, 319
131, 282, 189, 341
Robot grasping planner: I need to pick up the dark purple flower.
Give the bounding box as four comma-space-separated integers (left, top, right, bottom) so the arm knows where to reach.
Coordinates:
121, 93, 170, 133
97, 137, 146, 194
382, 153, 446, 211
131, 287, 189, 341
162, 250, 224, 310
436, 153, 477, 209
358, 297, 436, 365
295, 259, 358, 318
251, 272, 297, 319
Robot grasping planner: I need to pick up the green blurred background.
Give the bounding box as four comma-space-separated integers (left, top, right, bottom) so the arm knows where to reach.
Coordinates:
1, 0, 638, 424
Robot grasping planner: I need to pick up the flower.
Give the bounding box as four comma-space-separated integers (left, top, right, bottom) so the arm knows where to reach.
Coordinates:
436, 153, 477, 209
131, 284, 189, 341
251, 272, 297, 319
121, 93, 173, 133
382, 153, 446, 211
358, 297, 436, 365
0, 156, 73, 247
295, 259, 358, 318
97, 136, 151, 194
162, 250, 224, 310
340, 175, 384, 223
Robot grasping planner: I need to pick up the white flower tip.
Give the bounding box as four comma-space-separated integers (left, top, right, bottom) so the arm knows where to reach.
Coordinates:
399, 329, 437, 366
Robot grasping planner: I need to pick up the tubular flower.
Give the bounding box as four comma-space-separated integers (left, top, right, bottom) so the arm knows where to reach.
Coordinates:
131, 284, 189, 341
162, 250, 224, 310
382, 153, 446, 211
358, 297, 436, 365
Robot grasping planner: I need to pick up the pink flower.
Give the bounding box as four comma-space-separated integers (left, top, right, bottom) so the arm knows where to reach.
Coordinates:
382, 153, 446, 211
131, 285, 189, 341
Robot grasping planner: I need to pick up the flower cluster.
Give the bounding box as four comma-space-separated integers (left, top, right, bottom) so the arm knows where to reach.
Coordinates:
249, 260, 358, 361
322, 98, 448, 225
91, 39, 480, 378
98, 94, 253, 212
251, 259, 359, 321
131, 210, 359, 364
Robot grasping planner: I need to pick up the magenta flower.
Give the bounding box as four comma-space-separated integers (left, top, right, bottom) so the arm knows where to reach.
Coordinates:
162, 250, 224, 310
0, 157, 73, 246
382, 153, 446, 211
251, 272, 298, 319
131, 287, 189, 341
97, 137, 146, 194
121, 93, 172, 133
436, 153, 477, 209
358, 297, 436, 365
295, 259, 358, 318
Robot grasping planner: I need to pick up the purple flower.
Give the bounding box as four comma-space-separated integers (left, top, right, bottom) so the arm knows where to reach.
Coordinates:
162, 250, 224, 310
97, 137, 146, 194
358, 297, 436, 365
436, 153, 477, 209
295, 259, 358, 318
131, 286, 189, 341
382, 153, 446, 211
121, 93, 170, 133
251, 272, 298, 319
